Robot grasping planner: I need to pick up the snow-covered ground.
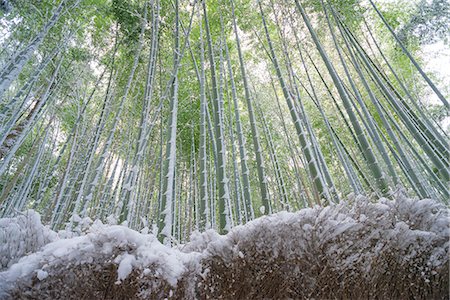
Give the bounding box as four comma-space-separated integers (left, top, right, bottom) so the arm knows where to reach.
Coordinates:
0, 193, 448, 299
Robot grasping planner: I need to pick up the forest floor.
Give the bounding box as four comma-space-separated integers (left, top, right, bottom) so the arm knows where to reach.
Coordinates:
0, 193, 448, 299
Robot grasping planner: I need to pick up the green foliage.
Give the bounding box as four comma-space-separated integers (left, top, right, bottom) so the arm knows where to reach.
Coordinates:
305, 0, 364, 29
111, 0, 141, 44
69, 47, 91, 62
0, 0, 11, 15
397, 0, 450, 45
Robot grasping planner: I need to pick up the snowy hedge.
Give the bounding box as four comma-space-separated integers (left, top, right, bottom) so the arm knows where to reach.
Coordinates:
0, 194, 448, 299
0, 211, 57, 270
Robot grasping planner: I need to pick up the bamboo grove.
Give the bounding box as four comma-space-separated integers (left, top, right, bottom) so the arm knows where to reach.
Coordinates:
0, 0, 448, 243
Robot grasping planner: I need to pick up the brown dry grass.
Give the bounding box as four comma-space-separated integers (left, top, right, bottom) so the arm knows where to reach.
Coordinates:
6, 234, 448, 300
197, 244, 448, 300
10, 260, 192, 300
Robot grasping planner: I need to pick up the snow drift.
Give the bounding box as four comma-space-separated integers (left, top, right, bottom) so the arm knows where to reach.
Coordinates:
0, 211, 57, 270
0, 194, 448, 299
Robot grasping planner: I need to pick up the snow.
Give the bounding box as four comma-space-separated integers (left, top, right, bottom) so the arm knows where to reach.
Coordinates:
116, 253, 136, 282
0, 193, 448, 298
0, 210, 57, 270
259, 205, 265, 214
36, 270, 48, 281
0, 219, 199, 296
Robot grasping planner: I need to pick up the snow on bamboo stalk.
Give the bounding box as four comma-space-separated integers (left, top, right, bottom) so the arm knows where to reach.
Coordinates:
294, 41, 363, 195
83, 8, 148, 210
368, 0, 449, 108
0, 51, 64, 160
187, 130, 196, 234
0, 40, 66, 140
198, 4, 210, 230
0, 0, 79, 101
340, 18, 449, 183
283, 10, 361, 196
362, 18, 448, 156
32, 128, 59, 210
202, 1, 231, 233
224, 40, 254, 220
253, 95, 289, 211
272, 2, 337, 203
13, 125, 51, 213
121, 0, 160, 222
158, 0, 180, 243
218, 42, 235, 228
293, 0, 389, 195
348, 26, 449, 184
0, 96, 52, 176
43, 68, 109, 225
377, 98, 449, 200
225, 90, 244, 223
320, 0, 399, 187
50, 126, 79, 228
326, 3, 429, 198
269, 74, 310, 208
131, 137, 161, 228
273, 2, 335, 202
229, 0, 270, 215
258, 0, 327, 203
69, 37, 119, 224
0, 124, 48, 216
221, 46, 246, 223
